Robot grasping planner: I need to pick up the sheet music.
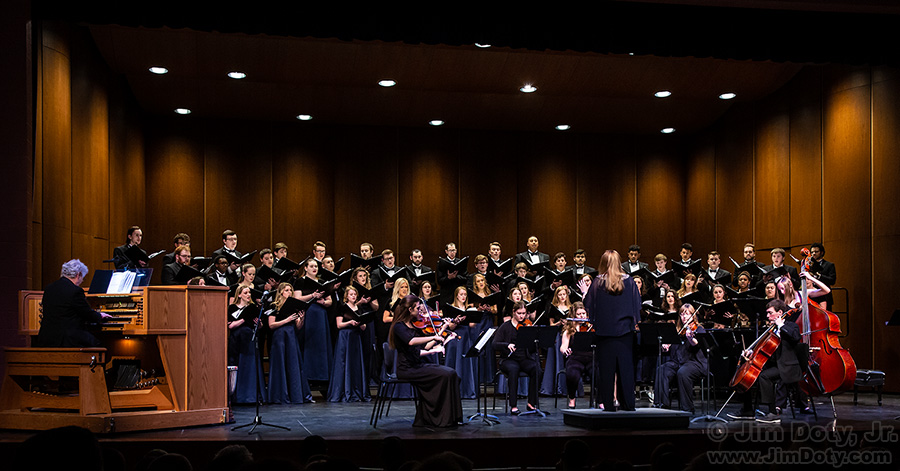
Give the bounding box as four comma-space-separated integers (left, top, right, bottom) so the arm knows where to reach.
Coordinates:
107, 271, 136, 294
474, 327, 496, 350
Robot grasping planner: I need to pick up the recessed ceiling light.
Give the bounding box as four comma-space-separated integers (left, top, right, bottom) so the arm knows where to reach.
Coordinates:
719, 92, 737, 100
475, 43, 491, 48
149, 67, 168, 75
174, 108, 191, 115
296, 114, 312, 121
429, 120, 444, 126
227, 71, 246, 79
661, 127, 675, 134
654, 90, 672, 98
378, 79, 396, 87
556, 125, 571, 131
520, 84, 537, 93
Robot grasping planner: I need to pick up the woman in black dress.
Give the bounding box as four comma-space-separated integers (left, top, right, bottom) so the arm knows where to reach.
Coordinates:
388, 295, 462, 427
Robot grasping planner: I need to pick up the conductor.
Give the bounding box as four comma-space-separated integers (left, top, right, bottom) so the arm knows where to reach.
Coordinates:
36, 259, 112, 347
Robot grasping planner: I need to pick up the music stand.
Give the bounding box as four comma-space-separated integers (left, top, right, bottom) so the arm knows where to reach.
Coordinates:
465, 327, 500, 425
515, 326, 558, 417
232, 307, 291, 434
690, 330, 727, 423
639, 323, 680, 406
570, 332, 598, 407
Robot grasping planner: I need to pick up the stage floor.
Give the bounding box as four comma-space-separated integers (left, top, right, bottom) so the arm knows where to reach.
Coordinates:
1, 389, 898, 468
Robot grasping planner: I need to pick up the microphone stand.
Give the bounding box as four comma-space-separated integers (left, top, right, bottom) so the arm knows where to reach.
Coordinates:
233, 302, 290, 433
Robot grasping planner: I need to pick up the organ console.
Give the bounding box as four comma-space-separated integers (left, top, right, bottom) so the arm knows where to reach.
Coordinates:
0, 285, 229, 433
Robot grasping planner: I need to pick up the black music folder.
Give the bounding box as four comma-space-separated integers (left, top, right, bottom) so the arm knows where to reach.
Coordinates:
350, 253, 383, 271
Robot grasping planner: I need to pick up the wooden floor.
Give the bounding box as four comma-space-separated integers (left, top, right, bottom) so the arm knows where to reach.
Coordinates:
0, 389, 898, 468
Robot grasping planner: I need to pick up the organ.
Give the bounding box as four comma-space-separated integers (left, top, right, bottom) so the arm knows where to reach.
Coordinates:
0, 285, 228, 433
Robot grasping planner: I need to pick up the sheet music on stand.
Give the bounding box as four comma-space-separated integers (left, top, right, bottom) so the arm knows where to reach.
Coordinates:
107, 271, 137, 294
88, 269, 137, 294
466, 327, 497, 357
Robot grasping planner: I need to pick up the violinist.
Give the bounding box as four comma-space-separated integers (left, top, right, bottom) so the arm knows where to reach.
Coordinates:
389, 295, 463, 427
738, 299, 802, 424
492, 301, 540, 415
560, 302, 593, 409
654, 304, 707, 413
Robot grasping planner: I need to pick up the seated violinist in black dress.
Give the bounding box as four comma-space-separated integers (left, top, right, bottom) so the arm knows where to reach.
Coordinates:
560, 301, 594, 409
389, 295, 463, 427
492, 300, 539, 415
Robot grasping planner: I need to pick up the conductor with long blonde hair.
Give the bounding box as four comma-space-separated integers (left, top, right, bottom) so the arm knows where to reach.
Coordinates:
584, 250, 642, 411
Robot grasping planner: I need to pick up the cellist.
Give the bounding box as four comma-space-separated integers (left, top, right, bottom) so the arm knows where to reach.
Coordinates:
730, 299, 802, 424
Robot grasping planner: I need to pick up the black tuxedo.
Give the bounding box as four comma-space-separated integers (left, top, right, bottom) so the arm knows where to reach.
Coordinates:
161, 262, 182, 285
764, 263, 800, 289
619, 261, 648, 275
405, 264, 433, 285
568, 264, 598, 278
206, 270, 238, 287
515, 250, 550, 266
700, 268, 732, 289
36, 277, 104, 347
810, 258, 836, 305
162, 251, 175, 265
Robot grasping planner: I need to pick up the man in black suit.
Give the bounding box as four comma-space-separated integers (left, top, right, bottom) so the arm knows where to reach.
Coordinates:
700, 250, 732, 289
36, 259, 112, 347
569, 248, 598, 278
212, 229, 241, 274
206, 255, 238, 287
515, 235, 550, 276
809, 243, 836, 310
764, 247, 800, 289
753, 299, 802, 423
162, 232, 190, 265
438, 242, 467, 306
619, 245, 647, 275
161, 245, 191, 285
406, 248, 432, 278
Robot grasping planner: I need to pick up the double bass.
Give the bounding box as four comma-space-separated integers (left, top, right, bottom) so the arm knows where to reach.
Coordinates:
796, 248, 856, 396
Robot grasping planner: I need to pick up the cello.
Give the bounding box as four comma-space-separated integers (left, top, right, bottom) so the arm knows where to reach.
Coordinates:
796, 248, 856, 397
729, 309, 792, 392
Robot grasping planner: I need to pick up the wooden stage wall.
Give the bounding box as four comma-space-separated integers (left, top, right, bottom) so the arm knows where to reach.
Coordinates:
21, 21, 900, 390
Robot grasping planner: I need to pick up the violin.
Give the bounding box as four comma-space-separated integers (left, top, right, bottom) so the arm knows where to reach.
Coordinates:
515, 318, 534, 329
412, 306, 461, 341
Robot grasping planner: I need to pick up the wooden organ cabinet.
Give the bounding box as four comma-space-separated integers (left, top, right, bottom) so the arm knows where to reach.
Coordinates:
0, 285, 229, 433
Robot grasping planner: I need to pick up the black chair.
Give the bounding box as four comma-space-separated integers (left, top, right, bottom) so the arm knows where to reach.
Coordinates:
369, 342, 418, 428
492, 370, 531, 413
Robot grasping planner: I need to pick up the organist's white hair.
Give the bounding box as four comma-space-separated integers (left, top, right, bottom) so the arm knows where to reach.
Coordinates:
61, 259, 88, 279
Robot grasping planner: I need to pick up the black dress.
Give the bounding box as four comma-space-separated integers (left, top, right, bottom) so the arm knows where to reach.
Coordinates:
392, 323, 462, 427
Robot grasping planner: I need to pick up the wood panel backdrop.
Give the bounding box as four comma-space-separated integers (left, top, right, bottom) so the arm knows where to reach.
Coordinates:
22, 22, 900, 390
